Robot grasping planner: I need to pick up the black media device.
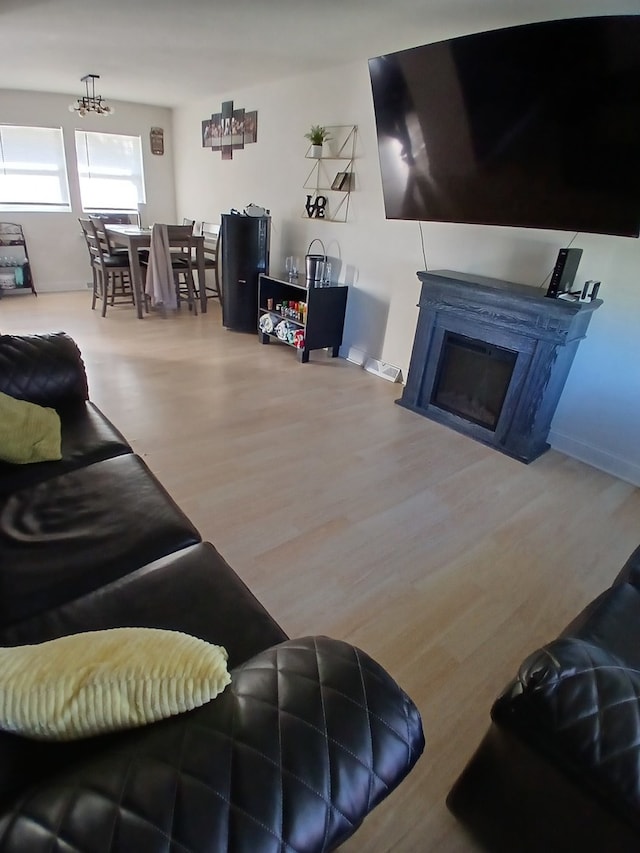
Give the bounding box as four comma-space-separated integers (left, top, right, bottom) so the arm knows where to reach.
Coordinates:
545, 248, 583, 298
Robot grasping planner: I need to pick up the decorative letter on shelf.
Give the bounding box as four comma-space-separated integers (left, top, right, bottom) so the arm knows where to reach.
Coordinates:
201, 100, 258, 160
305, 195, 327, 219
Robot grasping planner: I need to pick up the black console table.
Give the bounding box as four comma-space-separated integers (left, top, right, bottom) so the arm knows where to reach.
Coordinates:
397, 270, 602, 463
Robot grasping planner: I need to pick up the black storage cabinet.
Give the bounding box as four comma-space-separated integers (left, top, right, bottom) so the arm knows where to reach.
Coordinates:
220, 214, 270, 331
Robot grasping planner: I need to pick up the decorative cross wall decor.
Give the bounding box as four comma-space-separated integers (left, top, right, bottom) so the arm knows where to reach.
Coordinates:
201, 100, 258, 160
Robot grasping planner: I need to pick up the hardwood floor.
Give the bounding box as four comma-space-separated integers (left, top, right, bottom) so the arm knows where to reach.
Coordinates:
3, 291, 640, 852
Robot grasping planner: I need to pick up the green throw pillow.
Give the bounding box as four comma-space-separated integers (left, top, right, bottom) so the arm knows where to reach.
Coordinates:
0, 391, 62, 464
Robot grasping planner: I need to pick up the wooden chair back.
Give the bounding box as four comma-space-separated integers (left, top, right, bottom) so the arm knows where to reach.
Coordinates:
201, 221, 220, 241
84, 219, 129, 269
89, 216, 119, 255
165, 224, 196, 250
201, 222, 219, 261
79, 218, 101, 264
199, 221, 220, 298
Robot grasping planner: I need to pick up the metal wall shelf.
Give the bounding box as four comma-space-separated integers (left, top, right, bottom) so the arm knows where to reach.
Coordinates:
302, 125, 357, 223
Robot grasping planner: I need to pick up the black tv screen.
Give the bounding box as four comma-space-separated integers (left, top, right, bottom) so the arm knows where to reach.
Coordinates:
368, 16, 640, 237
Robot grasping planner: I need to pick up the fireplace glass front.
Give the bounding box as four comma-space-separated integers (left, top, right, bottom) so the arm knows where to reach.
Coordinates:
431, 332, 517, 431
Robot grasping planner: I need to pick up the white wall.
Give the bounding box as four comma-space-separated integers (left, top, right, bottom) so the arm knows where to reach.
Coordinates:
172, 58, 640, 487
0, 89, 176, 292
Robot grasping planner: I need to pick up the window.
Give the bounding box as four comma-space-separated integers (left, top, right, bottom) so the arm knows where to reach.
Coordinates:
0, 125, 71, 212
75, 131, 146, 213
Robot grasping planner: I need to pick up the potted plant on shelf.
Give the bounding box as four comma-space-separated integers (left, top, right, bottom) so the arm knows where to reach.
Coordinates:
304, 125, 331, 158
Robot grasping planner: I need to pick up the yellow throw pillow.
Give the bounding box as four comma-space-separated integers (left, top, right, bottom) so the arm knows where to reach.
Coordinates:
0, 390, 62, 464
0, 628, 231, 741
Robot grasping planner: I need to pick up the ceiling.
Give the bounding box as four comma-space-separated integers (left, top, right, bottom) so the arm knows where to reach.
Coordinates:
1, 0, 636, 108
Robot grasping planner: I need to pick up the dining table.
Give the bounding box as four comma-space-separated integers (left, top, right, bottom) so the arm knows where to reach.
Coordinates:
106, 225, 207, 319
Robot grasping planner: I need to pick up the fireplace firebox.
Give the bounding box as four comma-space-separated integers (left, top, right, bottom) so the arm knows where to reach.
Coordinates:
432, 332, 517, 431
397, 270, 602, 462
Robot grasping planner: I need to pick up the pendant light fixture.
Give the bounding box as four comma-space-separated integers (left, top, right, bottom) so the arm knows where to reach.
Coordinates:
69, 74, 114, 117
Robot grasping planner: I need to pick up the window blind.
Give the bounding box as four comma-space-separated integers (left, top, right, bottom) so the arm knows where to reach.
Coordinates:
0, 125, 71, 211
75, 131, 146, 213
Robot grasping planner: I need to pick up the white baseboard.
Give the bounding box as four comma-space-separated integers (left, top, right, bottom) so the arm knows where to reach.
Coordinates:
36, 281, 88, 293
548, 429, 640, 488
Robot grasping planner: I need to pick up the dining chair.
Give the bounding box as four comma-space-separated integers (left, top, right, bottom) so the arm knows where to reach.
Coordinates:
78, 218, 99, 306
170, 224, 199, 312
90, 217, 136, 304
79, 218, 134, 317
197, 221, 220, 301
171, 219, 196, 262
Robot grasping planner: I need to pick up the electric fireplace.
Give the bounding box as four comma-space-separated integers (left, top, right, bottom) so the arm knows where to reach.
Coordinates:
397, 270, 602, 462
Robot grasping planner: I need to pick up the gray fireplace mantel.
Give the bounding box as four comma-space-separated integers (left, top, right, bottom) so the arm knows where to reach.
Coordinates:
397, 269, 602, 463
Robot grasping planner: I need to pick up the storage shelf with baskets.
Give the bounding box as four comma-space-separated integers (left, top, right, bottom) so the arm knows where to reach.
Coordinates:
303, 125, 357, 223
0, 223, 36, 297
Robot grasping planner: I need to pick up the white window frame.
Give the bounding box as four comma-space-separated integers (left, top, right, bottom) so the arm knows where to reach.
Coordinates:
0, 125, 71, 213
75, 130, 146, 215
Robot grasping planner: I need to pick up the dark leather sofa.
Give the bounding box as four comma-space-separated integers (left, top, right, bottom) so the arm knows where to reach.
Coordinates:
447, 543, 640, 852
0, 331, 425, 852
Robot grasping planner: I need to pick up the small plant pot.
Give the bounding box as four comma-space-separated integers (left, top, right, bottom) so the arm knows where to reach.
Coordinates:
310, 144, 323, 158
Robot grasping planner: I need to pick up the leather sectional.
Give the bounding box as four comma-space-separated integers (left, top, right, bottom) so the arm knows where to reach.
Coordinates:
0, 331, 425, 852
448, 543, 640, 852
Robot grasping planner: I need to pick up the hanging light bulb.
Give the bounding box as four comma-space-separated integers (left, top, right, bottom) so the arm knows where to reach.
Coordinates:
69, 74, 114, 117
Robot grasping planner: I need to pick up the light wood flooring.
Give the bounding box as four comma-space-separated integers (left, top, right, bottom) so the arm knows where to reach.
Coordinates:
2, 291, 640, 851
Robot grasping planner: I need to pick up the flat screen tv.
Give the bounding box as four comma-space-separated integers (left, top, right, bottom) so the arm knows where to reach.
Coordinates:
368, 16, 640, 237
